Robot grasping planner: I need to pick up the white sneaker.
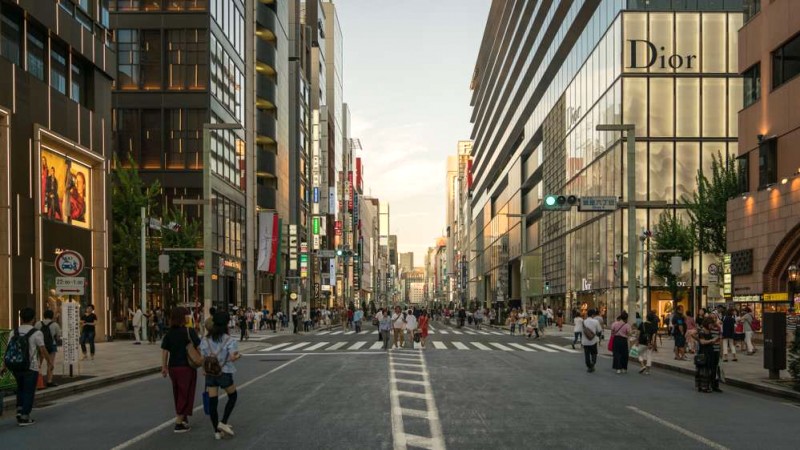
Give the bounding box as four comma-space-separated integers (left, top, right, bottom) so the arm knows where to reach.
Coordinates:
214, 432, 223, 440
217, 422, 234, 436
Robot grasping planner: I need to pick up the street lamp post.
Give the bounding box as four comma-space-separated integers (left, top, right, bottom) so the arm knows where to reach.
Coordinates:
597, 124, 637, 326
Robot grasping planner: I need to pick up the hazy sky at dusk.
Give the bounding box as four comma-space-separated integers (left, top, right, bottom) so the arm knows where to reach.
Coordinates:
335, 0, 491, 264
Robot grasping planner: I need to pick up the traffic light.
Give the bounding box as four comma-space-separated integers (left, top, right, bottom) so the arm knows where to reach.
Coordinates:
543, 194, 578, 211
336, 249, 344, 257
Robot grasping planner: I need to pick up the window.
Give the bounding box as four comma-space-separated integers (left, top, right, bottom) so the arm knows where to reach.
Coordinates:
0, 5, 22, 65
758, 137, 777, 189
100, 0, 110, 28
167, 29, 208, 90
744, 0, 760, 22
71, 55, 91, 107
742, 63, 760, 107
737, 154, 749, 194
117, 29, 140, 89
141, 109, 162, 168
167, 108, 205, 169
773, 33, 800, 89
51, 42, 68, 95
141, 30, 162, 89
26, 25, 46, 81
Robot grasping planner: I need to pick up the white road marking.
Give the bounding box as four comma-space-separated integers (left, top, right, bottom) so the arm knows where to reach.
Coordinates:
348, 341, 367, 350
400, 408, 429, 419
393, 362, 424, 368
528, 343, 558, 352
394, 378, 426, 386
325, 342, 348, 351
394, 369, 423, 375
370, 341, 384, 350
508, 343, 536, 352
329, 331, 343, 335
304, 342, 329, 351
428, 330, 434, 334
395, 390, 427, 399
451, 330, 463, 335
489, 343, 513, 351
432, 341, 447, 349
463, 330, 477, 335
111, 355, 307, 450
438, 330, 448, 335
344, 331, 356, 335
316, 331, 331, 335
488, 331, 504, 335
282, 342, 311, 351
471, 342, 492, 351
388, 353, 446, 450
627, 406, 729, 450
452, 342, 469, 350
546, 344, 579, 353
258, 342, 293, 352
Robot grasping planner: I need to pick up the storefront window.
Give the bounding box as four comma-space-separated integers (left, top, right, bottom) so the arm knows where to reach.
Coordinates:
649, 77, 674, 136
676, 78, 700, 137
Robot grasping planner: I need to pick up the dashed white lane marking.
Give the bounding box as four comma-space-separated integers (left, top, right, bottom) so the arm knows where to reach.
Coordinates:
282, 342, 311, 351
463, 330, 477, 335
432, 341, 447, 349
304, 342, 329, 351
325, 342, 348, 351
489, 343, 513, 351
370, 341, 384, 350
428, 330, 435, 334
316, 331, 331, 335
452, 342, 469, 350
489, 331, 505, 335
348, 341, 367, 350
528, 343, 558, 352
627, 406, 729, 450
546, 344, 579, 353
329, 331, 343, 335
259, 342, 292, 352
389, 352, 446, 450
471, 342, 492, 351
508, 343, 537, 352
438, 330, 449, 335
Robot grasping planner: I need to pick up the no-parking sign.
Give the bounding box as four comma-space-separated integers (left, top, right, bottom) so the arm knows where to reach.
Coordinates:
55, 250, 84, 277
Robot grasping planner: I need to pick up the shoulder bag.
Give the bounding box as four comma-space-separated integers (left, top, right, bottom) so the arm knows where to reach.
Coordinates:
186, 328, 203, 369
693, 353, 707, 367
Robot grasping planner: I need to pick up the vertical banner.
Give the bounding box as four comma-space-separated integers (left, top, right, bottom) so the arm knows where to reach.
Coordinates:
61, 302, 80, 366
329, 259, 336, 286
258, 212, 277, 272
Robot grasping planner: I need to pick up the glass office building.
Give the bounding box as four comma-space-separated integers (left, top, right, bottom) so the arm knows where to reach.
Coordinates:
468, 0, 743, 321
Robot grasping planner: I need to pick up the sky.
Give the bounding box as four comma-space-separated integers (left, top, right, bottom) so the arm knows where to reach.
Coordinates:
335, 0, 491, 266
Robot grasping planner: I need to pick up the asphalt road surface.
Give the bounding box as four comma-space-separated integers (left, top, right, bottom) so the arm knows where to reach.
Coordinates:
1, 321, 797, 449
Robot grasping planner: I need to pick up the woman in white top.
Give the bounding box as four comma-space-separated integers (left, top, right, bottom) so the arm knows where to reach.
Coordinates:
572, 310, 584, 349
390, 306, 406, 349
405, 310, 418, 349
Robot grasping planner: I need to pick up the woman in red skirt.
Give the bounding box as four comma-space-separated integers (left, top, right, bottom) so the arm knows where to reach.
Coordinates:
161, 307, 201, 433
418, 310, 430, 349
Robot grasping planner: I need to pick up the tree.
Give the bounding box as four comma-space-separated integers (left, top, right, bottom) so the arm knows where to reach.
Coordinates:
160, 208, 201, 308
682, 152, 740, 255
111, 155, 161, 321
651, 211, 694, 308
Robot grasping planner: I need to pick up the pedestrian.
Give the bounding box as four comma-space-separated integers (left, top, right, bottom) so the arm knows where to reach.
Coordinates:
581, 309, 602, 373
556, 309, 564, 331
292, 307, 300, 334
637, 312, 658, 374
405, 309, 418, 349
353, 308, 364, 333
474, 308, 483, 330
161, 307, 201, 433
80, 304, 97, 360
538, 310, 547, 336
200, 312, 241, 440
572, 309, 583, 349
379, 309, 392, 350
1, 307, 48, 426
739, 307, 757, 355
595, 313, 605, 342
147, 309, 158, 345
35, 309, 61, 387
418, 311, 429, 350
391, 306, 406, 349
526, 315, 539, 339
517, 311, 526, 335
131, 306, 144, 344
507, 310, 517, 335
611, 312, 631, 374
722, 308, 738, 362
695, 317, 721, 393
685, 311, 698, 354
672, 305, 687, 361
238, 312, 248, 341
546, 306, 554, 327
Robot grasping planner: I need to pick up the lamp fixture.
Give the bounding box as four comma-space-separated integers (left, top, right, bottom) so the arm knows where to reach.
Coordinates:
782, 178, 789, 185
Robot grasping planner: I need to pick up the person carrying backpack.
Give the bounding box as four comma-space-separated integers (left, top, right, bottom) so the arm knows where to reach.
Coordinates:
1, 307, 48, 426
35, 309, 61, 387
200, 312, 241, 440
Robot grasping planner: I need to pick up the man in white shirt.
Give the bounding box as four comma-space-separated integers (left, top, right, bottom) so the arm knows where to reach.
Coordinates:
391, 306, 406, 349
130, 307, 144, 344
572, 311, 584, 350
405, 309, 418, 349
581, 309, 603, 373
1, 307, 48, 426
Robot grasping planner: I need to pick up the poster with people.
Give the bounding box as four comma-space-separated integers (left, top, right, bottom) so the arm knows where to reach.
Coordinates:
40, 149, 90, 229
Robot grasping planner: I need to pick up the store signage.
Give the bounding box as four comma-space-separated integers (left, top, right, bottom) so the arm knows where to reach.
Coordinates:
763, 292, 788, 302
733, 295, 760, 303
312, 217, 320, 235
313, 234, 320, 250
723, 254, 732, 297
627, 40, 697, 70
55, 250, 84, 277
313, 187, 319, 204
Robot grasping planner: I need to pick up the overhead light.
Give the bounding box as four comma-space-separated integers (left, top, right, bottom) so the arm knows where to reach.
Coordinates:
767, 186, 773, 192
742, 194, 748, 200
782, 178, 789, 185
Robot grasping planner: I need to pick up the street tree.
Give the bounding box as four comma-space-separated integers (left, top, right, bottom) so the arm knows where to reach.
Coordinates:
111, 155, 161, 323
682, 151, 740, 255
160, 208, 201, 308
651, 211, 694, 309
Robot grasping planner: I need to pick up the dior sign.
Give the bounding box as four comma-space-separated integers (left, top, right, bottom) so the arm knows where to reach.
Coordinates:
627, 40, 697, 70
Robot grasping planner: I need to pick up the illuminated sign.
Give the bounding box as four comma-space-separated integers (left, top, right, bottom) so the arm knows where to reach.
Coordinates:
312, 217, 320, 235
626, 40, 697, 70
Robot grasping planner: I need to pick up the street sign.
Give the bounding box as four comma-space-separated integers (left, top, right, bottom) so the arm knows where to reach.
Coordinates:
61, 302, 81, 365
158, 254, 170, 273
578, 196, 618, 212
707, 274, 719, 284
708, 263, 718, 275
56, 277, 85, 295
318, 250, 336, 258
55, 250, 84, 277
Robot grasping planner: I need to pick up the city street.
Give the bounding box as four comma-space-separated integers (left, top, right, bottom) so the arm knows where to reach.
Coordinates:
1, 322, 797, 450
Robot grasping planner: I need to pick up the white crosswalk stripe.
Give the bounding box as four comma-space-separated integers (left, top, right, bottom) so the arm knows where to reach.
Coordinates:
432, 341, 447, 349
324, 342, 348, 351
452, 342, 469, 350
369, 341, 384, 350
488, 331, 505, 336
304, 342, 329, 351
428, 330, 434, 334
344, 331, 355, 335
489, 343, 513, 351
257, 337, 585, 353
508, 343, 536, 352
463, 330, 477, 335
259, 342, 292, 352
451, 330, 463, 335
438, 330, 448, 335
471, 342, 492, 351
545, 344, 579, 353
282, 342, 311, 351
329, 331, 343, 335
316, 331, 331, 335
528, 343, 559, 352
348, 341, 367, 350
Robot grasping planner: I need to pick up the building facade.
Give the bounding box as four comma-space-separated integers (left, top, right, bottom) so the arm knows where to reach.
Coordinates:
727, 0, 800, 314
0, 0, 114, 330
469, 0, 743, 321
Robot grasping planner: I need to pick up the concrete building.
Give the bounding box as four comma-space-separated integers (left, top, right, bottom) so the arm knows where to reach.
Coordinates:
727, 0, 800, 314
399, 252, 414, 274
0, 0, 114, 330
469, 0, 743, 321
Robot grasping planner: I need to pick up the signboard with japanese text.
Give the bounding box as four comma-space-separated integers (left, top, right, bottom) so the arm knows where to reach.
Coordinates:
61, 302, 81, 365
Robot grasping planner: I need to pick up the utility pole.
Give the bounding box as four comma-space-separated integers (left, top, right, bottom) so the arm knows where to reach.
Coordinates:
140, 206, 147, 340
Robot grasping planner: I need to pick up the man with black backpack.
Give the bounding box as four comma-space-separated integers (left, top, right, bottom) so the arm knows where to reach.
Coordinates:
36, 309, 61, 387
1, 307, 48, 426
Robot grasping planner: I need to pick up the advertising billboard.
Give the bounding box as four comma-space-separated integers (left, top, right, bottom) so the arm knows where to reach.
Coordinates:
40, 149, 91, 229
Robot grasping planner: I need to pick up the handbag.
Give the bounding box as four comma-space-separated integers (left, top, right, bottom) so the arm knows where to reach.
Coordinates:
693, 353, 707, 367
186, 328, 203, 369
629, 345, 640, 358
607, 335, 615, 352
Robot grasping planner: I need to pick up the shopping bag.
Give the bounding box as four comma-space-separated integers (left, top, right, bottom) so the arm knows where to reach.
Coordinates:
629, 345, 640, 358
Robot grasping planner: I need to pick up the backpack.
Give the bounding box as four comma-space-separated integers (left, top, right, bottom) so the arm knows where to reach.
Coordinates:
202, 337, 228, 377
3, 328, 37, 372
39, 320, 56, 349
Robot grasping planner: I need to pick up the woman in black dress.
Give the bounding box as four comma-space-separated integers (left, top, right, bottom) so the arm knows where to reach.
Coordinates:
695, 317, 721, 393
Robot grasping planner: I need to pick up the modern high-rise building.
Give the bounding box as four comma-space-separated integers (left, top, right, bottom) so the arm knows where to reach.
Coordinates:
399, 252, 414, 274
469, 0, 743, 321
0, 0, 114, 329
727, 0, 800, 314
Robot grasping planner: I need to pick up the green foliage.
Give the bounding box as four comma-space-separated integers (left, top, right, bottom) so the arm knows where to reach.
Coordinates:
652, 211, 694, 306
111, 155, 161, 311
789, 327, 800, 391
682, 152, 740, 255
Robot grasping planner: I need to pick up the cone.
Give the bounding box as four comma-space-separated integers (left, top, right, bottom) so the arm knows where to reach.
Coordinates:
36, 373, 46, 390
